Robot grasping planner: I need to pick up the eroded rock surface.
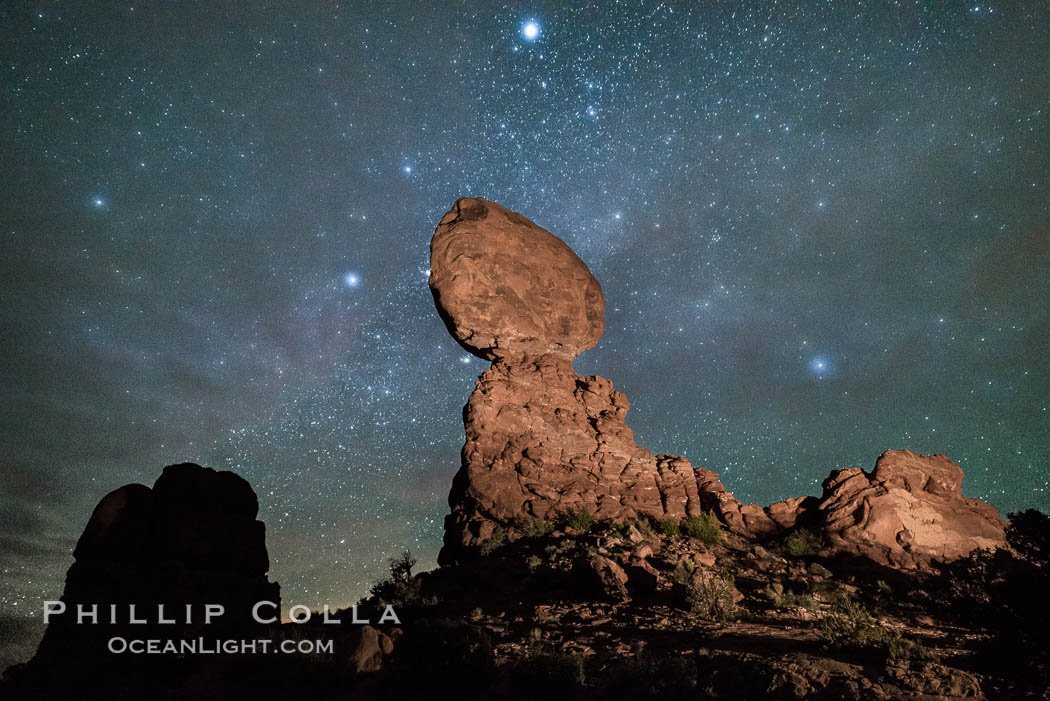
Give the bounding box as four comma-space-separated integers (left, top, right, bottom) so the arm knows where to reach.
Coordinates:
817, 450, 1007, 568
429, 197, 604, 361
431, 198, 1007, 570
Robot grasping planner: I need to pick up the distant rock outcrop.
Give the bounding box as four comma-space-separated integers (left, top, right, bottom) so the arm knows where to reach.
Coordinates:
22, 463, 279, 683
816, 450, 1007, 568
430, 198, 1006, 568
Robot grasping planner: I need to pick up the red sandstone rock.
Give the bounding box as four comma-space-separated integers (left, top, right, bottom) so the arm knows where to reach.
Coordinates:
429, 198, 604, 361
430, 198, 1008, 571
816, 450, 1007, 568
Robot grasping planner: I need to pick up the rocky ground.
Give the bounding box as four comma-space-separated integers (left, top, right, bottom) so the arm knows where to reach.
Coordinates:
305, 506, 1047, 701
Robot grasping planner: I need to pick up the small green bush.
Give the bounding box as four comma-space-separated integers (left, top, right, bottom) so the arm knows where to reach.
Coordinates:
673, 562, 736, 623
785, 529, 822, 557
764, 582, 813, 609
515, 648, 585, 691
567, 509, 596, 532
524, 519, 554, 538
820, 592, 889, 649
681, 512, 721, 545
659, 518, 681, 536
479, 525, 507, 555
887, 634, 940, 664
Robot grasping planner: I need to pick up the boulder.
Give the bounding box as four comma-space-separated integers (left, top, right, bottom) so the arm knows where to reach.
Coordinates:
429, 197, 604, 361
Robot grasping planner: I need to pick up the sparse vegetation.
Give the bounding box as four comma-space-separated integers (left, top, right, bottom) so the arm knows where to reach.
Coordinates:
785, 529, 822, 557
764, 582, 813, 610
659, 518, 681, 536
386, 621, 495, 694
681, 512, 721, 545
819, 591, 888, 650
617, 517, 653, 536
479, 525, 507, 555
567, 508, 596, 532
368, 550, 425, 608
515, 642, 585, 692
523, 519, 555, 538
887, 634, 940, 664
610, 652, 697, 698
673, 558, 737, 623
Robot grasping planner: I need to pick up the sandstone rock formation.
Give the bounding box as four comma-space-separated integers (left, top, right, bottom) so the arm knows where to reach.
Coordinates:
26, 463, 280, 677
430, 197, 1007, 569
817, 450, 1007, 568
429, 197, 604, 361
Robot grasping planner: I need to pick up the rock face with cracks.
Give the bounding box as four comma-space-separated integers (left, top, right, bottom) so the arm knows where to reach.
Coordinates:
430, 198, 1007, 568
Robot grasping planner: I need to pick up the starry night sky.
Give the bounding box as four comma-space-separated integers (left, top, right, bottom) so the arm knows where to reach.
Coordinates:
2, 1, 1048, 666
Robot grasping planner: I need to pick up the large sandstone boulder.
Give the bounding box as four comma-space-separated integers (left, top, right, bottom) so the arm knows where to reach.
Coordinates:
429, 197, 604, 361
817, 450, 1007, 568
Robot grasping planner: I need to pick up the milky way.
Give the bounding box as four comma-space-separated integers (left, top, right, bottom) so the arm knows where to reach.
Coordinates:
1, 1, 1048, 665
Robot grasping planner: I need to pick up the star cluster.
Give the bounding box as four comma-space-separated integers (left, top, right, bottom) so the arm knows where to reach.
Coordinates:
1, 1, 1048, 666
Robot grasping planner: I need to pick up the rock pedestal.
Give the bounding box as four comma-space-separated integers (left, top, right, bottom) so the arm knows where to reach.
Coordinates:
430, 198, 1006, 568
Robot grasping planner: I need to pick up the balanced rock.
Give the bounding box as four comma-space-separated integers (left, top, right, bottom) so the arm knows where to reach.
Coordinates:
429, 197, 604, 361
430, 198, 1008, 571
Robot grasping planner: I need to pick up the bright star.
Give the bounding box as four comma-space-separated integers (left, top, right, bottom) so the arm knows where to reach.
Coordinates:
343, 272, 361, 288
91, 196, 105, 209
809, 355, 832, 377
522, 21, 540, 41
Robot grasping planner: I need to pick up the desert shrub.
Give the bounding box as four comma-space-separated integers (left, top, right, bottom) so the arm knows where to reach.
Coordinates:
526, 554, 544, 572
1007, 509, 1050, 562
634, 517, 655, 535
785, 529, 821, 557
609, 652, 697, 699
369, 550, 424, 608
514, 645, 585, 693
567, 509, 596, 533
479, 526, 507, 555
681, 512, 721, 545
673, 563, 736, 623
659, 518, 681, 536
820, 592, 889, 650
887, 634, 940, 664
617, 517, 653, 537
672, 557, 697, 581
764, 582, 812, 610
524, 519, 554, 538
